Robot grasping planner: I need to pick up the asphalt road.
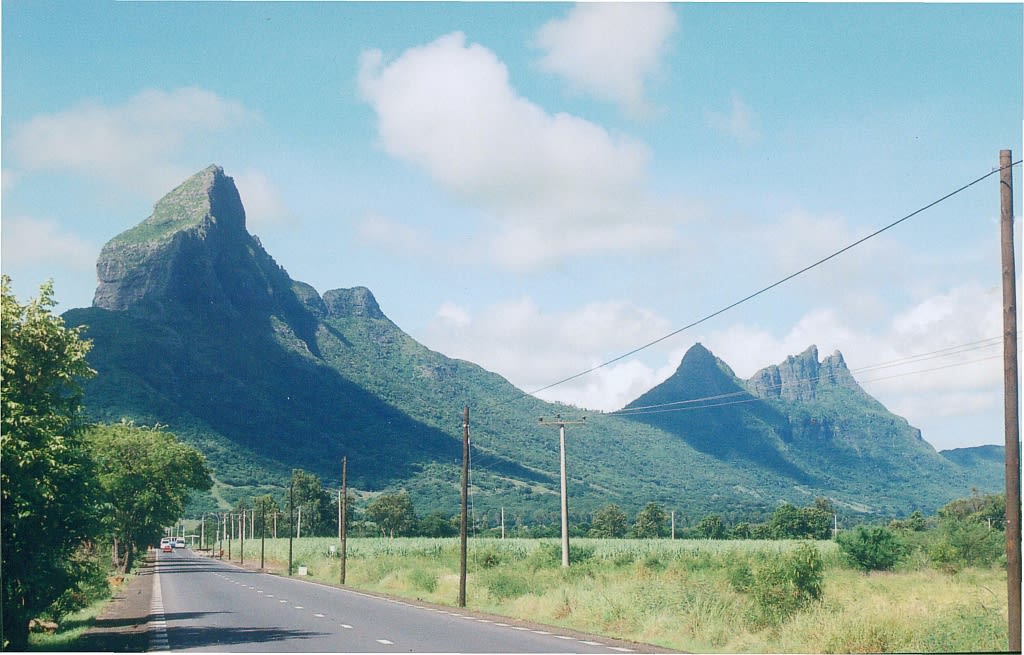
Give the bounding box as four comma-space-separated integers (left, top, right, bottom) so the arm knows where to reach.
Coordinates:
153, 548, 654, 653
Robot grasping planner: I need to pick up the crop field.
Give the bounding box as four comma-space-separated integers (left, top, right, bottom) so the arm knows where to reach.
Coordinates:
218, 536, 1007, 653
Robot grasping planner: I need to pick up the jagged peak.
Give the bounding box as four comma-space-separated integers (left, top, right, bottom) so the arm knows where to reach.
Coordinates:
323, 287, 386, 320
108, 164, 245, 248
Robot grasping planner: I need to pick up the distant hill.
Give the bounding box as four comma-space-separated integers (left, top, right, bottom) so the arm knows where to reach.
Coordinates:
62, 165, 1002, 523
940, 445, 1006, 492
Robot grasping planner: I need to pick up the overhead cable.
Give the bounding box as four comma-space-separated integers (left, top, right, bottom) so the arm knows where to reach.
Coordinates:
524, 159, 1022, 399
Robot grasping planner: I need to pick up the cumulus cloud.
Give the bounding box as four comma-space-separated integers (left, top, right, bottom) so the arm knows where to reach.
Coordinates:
1, 216, 96, 270
534, 3, 678, 117
8, 87, 256, 197
706, 93, 761, 145
357, 32, 681, 270
697, 283, 1003, 449
424, 279, 1002, 449
232, 169, 297, 231
423, 296, 676, 408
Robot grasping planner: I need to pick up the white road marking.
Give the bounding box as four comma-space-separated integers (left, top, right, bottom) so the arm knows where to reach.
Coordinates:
340, 624, 353, 629
314, 613, 325, 618
376, 639, 394, 645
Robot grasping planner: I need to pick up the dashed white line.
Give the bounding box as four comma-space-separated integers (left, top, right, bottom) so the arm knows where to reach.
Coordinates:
376, 639, 394, 645
314, 613, 325, 618
340, 624, 353, 629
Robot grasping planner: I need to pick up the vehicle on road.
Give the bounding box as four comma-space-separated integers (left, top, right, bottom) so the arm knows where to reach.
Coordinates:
160, 537, 173, 553
175, 538, 186, 549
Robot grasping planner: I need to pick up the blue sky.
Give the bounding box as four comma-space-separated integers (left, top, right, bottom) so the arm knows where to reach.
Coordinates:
2, 1, 1021, 451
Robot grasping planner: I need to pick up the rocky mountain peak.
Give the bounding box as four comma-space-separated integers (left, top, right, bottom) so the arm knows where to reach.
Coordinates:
91, 165, 287, 319
746, 345, 856, 402
323, 287, 386, 320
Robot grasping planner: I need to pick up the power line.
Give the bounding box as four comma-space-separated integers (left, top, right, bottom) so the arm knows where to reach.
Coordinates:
521, 159, 1022, 400
609, 336, 1004, 415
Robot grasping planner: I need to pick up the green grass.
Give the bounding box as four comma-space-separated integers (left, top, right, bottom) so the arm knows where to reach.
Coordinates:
221, 536, 1007, 652
26, 594, 112, 652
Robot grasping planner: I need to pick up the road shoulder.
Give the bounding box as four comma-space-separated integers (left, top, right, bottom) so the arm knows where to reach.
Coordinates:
74, 552, 155, 652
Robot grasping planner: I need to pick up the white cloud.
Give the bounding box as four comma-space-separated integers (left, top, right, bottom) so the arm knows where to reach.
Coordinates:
357, 32, 681, 271
421, 296, 677, 409
8, 87, 256, 197
0, 216, 96, 270
706, 93, 761, 145
356, 213, 440, 259
232, 169, 297, 231
534, 3, 678, 117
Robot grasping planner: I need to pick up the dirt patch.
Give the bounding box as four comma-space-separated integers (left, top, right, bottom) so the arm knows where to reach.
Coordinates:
74, 555, 154, 652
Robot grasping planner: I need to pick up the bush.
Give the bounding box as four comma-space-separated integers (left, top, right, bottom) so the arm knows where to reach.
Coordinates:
837, 525, 905, 572
730, 543, 823, 626
928, 519, 1004, 572
407, 568, 437, 593
484, 571, 530, 600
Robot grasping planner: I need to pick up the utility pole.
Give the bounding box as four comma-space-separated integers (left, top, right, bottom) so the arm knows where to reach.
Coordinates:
459, 406, 470, 607
539, 415, 586, 567
340, 456, 348, 585
1000, 148, 1021, 652
289, 476, 295, 576
240, 509, 245, 566
260, 503, 266, 571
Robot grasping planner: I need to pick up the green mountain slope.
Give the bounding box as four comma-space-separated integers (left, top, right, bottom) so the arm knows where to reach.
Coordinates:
62, 165, 1000, 522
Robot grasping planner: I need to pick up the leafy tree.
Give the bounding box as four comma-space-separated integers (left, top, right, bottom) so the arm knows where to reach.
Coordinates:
252, 494, 281, 538
417, 511, 457, 537
288, 469, 334, 537
1, 278, 102, 650
696, 513, 726, 539
85, 421, 212, 573
769, 502, 832, 539
589, 504, 628, 538
836, 525, 905, 572
366, 491, 416, 538
938, 491, 1005, 530
633, 502, 668, 538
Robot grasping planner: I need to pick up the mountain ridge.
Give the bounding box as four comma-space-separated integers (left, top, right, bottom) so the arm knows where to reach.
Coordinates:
62, 165, 1003, 521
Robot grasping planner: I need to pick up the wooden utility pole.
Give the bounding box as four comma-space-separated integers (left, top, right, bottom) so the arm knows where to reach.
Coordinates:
459, 407, 470, 607
240, 508, 245, 566
340, 456, 348, 585
288, 476, 295, 576
539, 415, 586, 567
260, 504, 266, 571
1000, 148, 1021, 652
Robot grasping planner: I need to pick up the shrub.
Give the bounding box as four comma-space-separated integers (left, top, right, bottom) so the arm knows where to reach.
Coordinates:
407, 568, 437, 594
837, 525, 905, 572
746, 543, 823, 626
484, 571, 530, 600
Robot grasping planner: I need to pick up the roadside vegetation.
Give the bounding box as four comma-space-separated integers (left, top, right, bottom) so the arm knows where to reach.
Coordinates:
230, 528, 1006, 653
1, 276, 1010, 653
1, 278, 211, 650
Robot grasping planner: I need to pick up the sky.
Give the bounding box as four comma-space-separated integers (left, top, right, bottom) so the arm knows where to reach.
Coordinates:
2, 1, 1022, 452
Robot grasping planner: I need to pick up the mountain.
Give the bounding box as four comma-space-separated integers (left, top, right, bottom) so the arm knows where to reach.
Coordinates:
621, 343, 994, 514
940, 445, 1006, 491
63, 165, 1001, 522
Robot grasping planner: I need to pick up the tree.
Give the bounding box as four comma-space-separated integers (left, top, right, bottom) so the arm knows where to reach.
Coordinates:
696, 514, 726, 539
589, 504, 628, 538
1, 277, 100, 650
85, 421, 212, 573
366, 491, 416, 538
836, 525, 905, 572
769, 502, 832, 540
288, 469, 335, 537
633, 502, 668, 538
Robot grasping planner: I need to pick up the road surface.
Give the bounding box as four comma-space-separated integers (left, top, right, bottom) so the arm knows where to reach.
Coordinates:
152, 548, 657, 652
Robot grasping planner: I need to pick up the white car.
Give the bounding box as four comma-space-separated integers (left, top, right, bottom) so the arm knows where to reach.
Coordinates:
175, 538, 186, 549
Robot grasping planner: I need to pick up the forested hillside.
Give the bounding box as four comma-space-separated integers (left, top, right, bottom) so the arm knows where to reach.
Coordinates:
63, 165, 1002, 524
